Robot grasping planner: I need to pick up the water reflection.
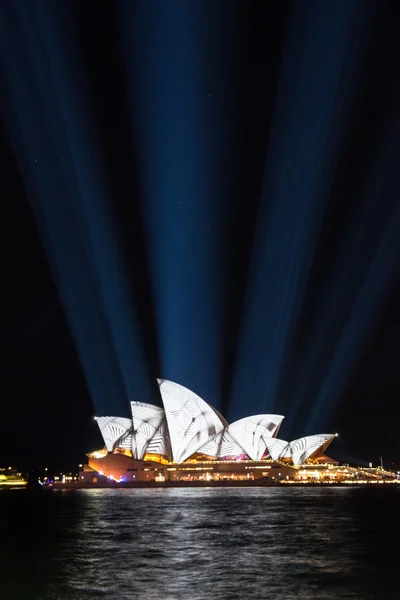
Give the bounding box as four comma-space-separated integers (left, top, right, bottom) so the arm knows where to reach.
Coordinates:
1, 487, 399, 599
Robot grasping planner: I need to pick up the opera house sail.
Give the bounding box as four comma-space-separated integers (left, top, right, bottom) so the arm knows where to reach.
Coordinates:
92, 380, 336, 474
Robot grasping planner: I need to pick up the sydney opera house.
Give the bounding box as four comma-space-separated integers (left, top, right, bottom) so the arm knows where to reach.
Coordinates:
83, 379, 339, 484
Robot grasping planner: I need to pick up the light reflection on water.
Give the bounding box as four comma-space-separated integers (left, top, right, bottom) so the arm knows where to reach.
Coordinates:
1, 486, 399, 599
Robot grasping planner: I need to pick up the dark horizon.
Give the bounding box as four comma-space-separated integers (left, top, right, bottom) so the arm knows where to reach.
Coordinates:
1, 0, 399, 470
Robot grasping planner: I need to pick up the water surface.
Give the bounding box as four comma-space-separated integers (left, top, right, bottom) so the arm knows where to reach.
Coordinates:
1, 486, 399, 599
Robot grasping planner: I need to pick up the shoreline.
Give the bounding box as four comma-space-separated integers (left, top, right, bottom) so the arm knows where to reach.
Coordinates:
44, 480, 399, 490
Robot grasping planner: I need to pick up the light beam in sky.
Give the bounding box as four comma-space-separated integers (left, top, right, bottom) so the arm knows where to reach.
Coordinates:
0, 0, 158, 416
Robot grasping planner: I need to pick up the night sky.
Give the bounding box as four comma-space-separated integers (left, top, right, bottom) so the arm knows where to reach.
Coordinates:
1, 1, 399, 470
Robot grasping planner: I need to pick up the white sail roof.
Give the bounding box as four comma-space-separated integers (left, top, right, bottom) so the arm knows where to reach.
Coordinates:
198, 414, 284, 459
117, 431, 134, 452
158, 379, 226, 463
95, 416, 133, 451
130, 402, 166, 460
263, 438, 291, 461
264, 434, 335, 464
289, 434, 336, 465
218, 429, 250, 458
145, 419, 171, 458
227, 414, 285, 460
197, 431, 223, 458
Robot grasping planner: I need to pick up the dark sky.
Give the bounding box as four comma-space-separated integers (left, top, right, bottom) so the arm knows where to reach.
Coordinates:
1, 0, 399, 470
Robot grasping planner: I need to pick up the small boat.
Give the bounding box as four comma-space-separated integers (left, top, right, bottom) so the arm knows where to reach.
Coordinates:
0, 468, 28, 489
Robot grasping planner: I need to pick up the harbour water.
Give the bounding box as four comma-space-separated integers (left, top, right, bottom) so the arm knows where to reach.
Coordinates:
1, 486, 399, 599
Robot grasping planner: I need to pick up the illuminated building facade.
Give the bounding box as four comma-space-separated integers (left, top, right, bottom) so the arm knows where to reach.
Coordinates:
85, 380, 340, 482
